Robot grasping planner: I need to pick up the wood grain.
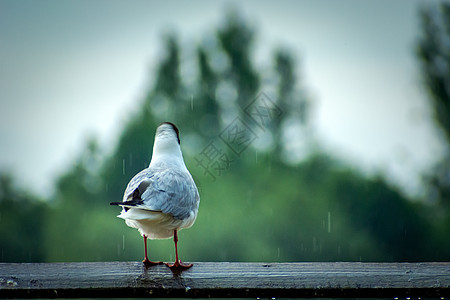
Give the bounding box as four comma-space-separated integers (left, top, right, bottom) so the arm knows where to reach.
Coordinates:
0, 262, 449, 298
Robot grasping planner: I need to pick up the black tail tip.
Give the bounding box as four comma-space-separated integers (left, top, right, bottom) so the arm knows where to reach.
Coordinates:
110, 202, 121, 206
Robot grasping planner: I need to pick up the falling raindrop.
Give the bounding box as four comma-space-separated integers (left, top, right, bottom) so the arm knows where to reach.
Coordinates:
191, 95, 194, 111
122, 159, 126, 175
122, 235, 125, 251
327, 211, 331, 233
312, 237, 318, 252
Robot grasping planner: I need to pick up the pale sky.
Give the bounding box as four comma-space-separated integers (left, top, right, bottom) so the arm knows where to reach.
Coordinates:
0, 0, 445, 197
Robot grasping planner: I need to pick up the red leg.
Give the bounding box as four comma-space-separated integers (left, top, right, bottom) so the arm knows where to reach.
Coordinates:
142, 235, 162, 267
165, 230, 193, 270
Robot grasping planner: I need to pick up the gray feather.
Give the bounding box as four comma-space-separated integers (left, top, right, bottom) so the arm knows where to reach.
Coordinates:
122, 167, 199, 220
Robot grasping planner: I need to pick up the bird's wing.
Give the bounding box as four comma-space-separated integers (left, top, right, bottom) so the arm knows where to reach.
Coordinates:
121, 167, 199, 220
122, 168, 153, 202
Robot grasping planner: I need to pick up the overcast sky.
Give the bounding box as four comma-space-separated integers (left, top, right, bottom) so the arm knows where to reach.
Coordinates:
0, 0, 445, 197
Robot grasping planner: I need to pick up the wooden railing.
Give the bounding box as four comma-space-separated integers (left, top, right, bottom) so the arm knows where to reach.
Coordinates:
0, 262, 449, 298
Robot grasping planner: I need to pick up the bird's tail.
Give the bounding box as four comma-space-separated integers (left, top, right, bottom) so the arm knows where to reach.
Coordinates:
110, 197, 143, 206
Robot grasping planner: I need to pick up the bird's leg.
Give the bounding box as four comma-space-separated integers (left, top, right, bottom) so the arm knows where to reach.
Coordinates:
142, 235, 162, 267
165, 229, 193, 270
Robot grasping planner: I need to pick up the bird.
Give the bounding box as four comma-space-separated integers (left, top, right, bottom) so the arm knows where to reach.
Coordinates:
110, 122, 200, 270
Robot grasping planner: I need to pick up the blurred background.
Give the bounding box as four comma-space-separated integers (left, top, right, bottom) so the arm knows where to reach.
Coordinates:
0, 0, 449, 263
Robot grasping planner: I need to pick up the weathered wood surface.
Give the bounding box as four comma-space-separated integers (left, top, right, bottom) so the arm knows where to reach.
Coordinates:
0, 262, 449, 298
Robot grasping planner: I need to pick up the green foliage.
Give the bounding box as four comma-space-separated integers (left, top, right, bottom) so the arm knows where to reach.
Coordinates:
195, 46, 221, 139
182, 153, 436, 262
418, 3, 450, 144
1, 8, 449, 263
0, 174, 48, 262
217, 9, 260, 115
418, 3, 450, 215
154, 35, 182, 100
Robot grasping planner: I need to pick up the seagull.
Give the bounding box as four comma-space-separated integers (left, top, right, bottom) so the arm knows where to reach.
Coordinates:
110, 122, 200, 270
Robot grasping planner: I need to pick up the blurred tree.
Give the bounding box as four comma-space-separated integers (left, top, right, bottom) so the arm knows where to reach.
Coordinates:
217, 10, 260, 126
273, 49, 313, 163
154, 35, 182, 100
275, 50, 296, 121
418, 2, 450, 212
417, 2, 450, 259
44, 137, 122, 261
195, 46, 221, 139
151, 34, 190, 125
187, 153, 436, 262
0, 173, 47, 262
274, 49, 312, 129
418, 3, 450, 144
330, 172, 432, 261
54, 138, 103, 206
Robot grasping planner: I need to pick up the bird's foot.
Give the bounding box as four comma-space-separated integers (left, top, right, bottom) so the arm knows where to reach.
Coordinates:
142, 258, 163, 267
165, 260, 193, 270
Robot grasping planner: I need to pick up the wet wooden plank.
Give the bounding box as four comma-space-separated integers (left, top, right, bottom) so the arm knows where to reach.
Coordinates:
0, 262, 449, 298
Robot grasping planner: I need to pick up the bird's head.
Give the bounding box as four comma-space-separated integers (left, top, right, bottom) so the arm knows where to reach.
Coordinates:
151, 122, 183, 164
156, 122, 180, 144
